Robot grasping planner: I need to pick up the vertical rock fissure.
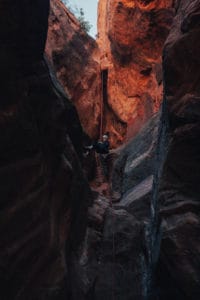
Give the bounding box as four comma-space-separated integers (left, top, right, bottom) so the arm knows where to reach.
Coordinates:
100, 69, 108, 138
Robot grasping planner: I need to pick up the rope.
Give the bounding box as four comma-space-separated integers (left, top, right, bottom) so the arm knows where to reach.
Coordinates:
100, 70, 104, 140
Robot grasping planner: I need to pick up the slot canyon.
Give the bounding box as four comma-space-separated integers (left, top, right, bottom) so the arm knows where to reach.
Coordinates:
0, 0, 200, 299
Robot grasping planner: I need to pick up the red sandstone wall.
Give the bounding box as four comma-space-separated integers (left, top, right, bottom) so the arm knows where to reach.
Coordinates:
97, 0, 174, 144
46, 0, 174, 147
46, 0, 101, 140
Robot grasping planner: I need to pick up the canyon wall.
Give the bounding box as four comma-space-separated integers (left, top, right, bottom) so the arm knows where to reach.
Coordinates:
46, 0, 101, 140
97, 0, 174, 145
1, 0, 200, 298
0, 1, 92, 299
157, 0, 200, 298
46, 0, 174, 147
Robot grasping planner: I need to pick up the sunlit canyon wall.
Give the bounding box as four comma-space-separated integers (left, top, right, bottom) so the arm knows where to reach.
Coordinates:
97, 0, 174, 145
46, 0, 174, 147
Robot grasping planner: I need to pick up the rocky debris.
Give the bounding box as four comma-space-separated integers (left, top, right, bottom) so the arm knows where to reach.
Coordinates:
156, 0, 200, 298
97, 0, 175, 145
46, 0, 101, 140
0, 1, 92, 299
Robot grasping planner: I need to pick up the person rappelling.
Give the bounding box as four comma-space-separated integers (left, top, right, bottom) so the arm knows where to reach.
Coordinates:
84, 132, 110, 182
94, 132, 110, 155
84, 68, 111, 183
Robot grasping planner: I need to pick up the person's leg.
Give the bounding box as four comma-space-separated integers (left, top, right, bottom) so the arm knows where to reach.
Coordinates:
100, 154, 109, 181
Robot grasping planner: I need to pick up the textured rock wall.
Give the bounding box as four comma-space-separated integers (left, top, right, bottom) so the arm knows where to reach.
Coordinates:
45, 0, 174, 147
46, 0, 101, 140
108, 114, 160, 299
67, 114, 160, 300
157, 1, 200, 298
97, 0, 174, 145
0, 1, 91, 299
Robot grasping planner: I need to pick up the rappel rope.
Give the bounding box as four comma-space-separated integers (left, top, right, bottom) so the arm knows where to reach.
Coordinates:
100, 69, 104, 141
99, 56, 116, 300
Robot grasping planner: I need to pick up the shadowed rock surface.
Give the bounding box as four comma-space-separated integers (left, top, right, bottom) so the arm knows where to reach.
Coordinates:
1, 0, 200, 299
157, 1, 200, 298
0, 1, 92, 299
112, 113, 159, 200
65, 114, 160, 300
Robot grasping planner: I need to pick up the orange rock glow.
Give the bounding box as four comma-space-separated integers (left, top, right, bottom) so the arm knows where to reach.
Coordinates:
97, 0, 174, 145
46, 0, 174, 147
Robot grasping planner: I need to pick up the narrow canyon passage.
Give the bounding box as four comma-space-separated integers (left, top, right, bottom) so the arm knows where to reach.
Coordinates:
0, 0, 200, 300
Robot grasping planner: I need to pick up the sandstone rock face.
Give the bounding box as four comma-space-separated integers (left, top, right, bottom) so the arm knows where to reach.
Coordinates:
0, 1, 91, 299
97, 0, 174, 145
45, 0, 174, 148
76, 201, 150, 300
112, 113, 159, 197
94, 208, 147, 300
95, 114, 160, 299
157, 1, 200, 298
46, 0, 101, 140
90, 114, 161, 299
65, 114, 160, 299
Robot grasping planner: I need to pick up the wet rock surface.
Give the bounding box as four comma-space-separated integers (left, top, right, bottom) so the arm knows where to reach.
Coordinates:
156, 0, 200, 298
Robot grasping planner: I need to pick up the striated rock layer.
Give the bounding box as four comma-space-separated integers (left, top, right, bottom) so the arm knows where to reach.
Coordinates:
45, 0, 175, 147
97, 0, 174, 145
0, 0, 91, 299
157, 0, 200, 298
46, 0, 101, 140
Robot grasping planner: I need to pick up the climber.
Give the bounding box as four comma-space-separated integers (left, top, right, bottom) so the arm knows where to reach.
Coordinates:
84, 132, 110, 181
84, 132, 110, 154
95, 132, 110, 181
94, 132, 110, 155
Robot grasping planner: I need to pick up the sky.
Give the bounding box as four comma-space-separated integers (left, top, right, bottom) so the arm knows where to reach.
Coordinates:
68, 0, 98, 38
